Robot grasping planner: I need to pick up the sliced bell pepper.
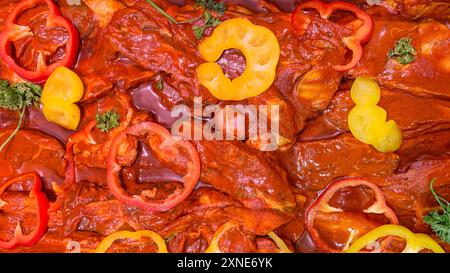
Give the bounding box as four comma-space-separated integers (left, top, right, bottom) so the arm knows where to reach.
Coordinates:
205, 221, 292, 253
205, 221, 238, 253
106, 122, 200, 211
305, 178, 398, 253
0, 0, 79, 83
196, 18, 280, 101
267, 231, 292, 253
0, 173, 49, 249
95, 230, 168, 253
345, 224, 445, 253
41, 66, 84, 130
348, 77, 402, 152
291, 0, 373, 71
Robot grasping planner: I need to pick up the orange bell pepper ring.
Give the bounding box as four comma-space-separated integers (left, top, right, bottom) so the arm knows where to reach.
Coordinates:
196, 18, 280, 101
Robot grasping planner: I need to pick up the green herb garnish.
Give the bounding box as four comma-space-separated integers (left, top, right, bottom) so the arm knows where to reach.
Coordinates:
145, 0, 225, 39
423, 178, 450, 243
193, 10, 221, 39
96, 110, 120, 132
164, 232, 179, 243
195, 0, 225, 14
387, 37, 416, 65
0, 80, 42, 153
145, 0, 178, 24
156, 79, 164, 90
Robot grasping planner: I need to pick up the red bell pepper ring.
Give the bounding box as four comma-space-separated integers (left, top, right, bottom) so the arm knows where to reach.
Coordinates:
305, 178, 398, 253
0, 172, 49, 249
106, 122, 201, 211
291, 0, 373, 71
0, 0, 80, 83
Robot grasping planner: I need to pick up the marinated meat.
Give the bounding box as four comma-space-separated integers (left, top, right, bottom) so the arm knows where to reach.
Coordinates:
0, 0, 448, 253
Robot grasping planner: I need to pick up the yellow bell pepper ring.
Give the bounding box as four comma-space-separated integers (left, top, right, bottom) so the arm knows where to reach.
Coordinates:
350, 76, 380, 105
205, 221, 292, 253
41, 66, 84, 130
347, 77, 402, 152
196, 18, 280, 101
95, 230, 168, 253
344, 224, 445, 253
267, 231, 292, 253
348, 105, 387, 144
42, 101, 81, 130
205, 221, 237, 253
371, 120, 403, 153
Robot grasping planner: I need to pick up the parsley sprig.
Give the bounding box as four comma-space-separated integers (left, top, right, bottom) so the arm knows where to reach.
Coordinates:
145, 0, 225, 39
423, 178, 450, 243
193, 10, 221, 39
195, 0, 225, 13
0, 80, 42, 153
193, 0, 224, 39
96, 110, 120, 132
387, 37, 416, 65
156, 79, 164, 90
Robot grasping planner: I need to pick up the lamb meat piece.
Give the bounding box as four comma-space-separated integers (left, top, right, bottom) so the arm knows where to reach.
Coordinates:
396, 130, 450, 172
349, 17, 450, 98
377, 156, 450, 236
194, 140, 297, 212
278, 134, 399, 192
381, 0, 450, 21
0, 130, 66, 192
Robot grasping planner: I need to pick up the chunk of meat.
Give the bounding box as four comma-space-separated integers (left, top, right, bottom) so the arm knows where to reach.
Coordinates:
278, 134, 399, 191
0, 130, 66, 191
350, 18, 450, 98
82, 0, 126, 27
128, 187, 242, 232
377, 157, 450, 236
396, 130, 450, 172
382, 0, 450, 20
194, 140, 296, 212
75, 32, 156, 101
60, 1, 98, 40
0, 109, 19, 130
